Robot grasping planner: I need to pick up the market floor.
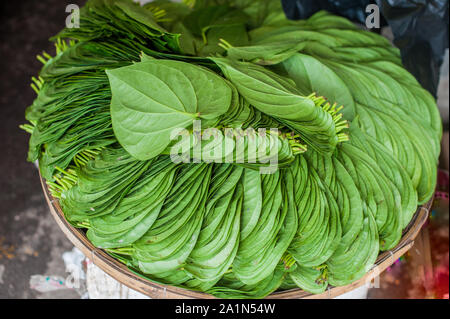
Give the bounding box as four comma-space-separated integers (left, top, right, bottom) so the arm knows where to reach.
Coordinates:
0, 0, 87, 299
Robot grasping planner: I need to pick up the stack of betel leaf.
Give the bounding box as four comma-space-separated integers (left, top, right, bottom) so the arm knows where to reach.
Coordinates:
23, 0, 442, 298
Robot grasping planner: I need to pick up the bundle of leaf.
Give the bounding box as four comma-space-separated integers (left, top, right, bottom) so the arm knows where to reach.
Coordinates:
23, 0, 442, 298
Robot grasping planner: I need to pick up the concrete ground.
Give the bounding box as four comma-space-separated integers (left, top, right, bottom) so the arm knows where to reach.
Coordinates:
0, 0, 86, 299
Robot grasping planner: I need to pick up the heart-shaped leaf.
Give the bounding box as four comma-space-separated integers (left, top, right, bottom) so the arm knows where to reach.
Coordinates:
107, 59, 232, 160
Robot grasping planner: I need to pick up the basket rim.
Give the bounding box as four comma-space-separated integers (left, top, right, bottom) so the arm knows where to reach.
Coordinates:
39, 171, 433, 299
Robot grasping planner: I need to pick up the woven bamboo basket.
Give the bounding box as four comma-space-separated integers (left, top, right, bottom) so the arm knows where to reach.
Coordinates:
39, 172, 433, 299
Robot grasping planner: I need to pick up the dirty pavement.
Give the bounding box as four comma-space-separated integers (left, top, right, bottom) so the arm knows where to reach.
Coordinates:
0, 0, 87, 299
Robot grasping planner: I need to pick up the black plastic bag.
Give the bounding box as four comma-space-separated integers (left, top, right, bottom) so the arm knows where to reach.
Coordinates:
281, 0, 378, 24
281, 0, 449, 97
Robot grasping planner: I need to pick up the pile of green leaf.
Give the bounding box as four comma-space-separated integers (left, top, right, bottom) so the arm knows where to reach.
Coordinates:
23, 0, 442, 298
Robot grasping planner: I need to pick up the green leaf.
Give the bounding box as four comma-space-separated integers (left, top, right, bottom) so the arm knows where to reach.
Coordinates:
106, 59, 232, 160
210, 57, 347, 154
114, 0, 168, 34
241, 169, 262, 240
279, 53, 355, 121
172, 21, 198, 55
199, 24, 249, 57
183, 5, 248, 38
225, 41, 306, 65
